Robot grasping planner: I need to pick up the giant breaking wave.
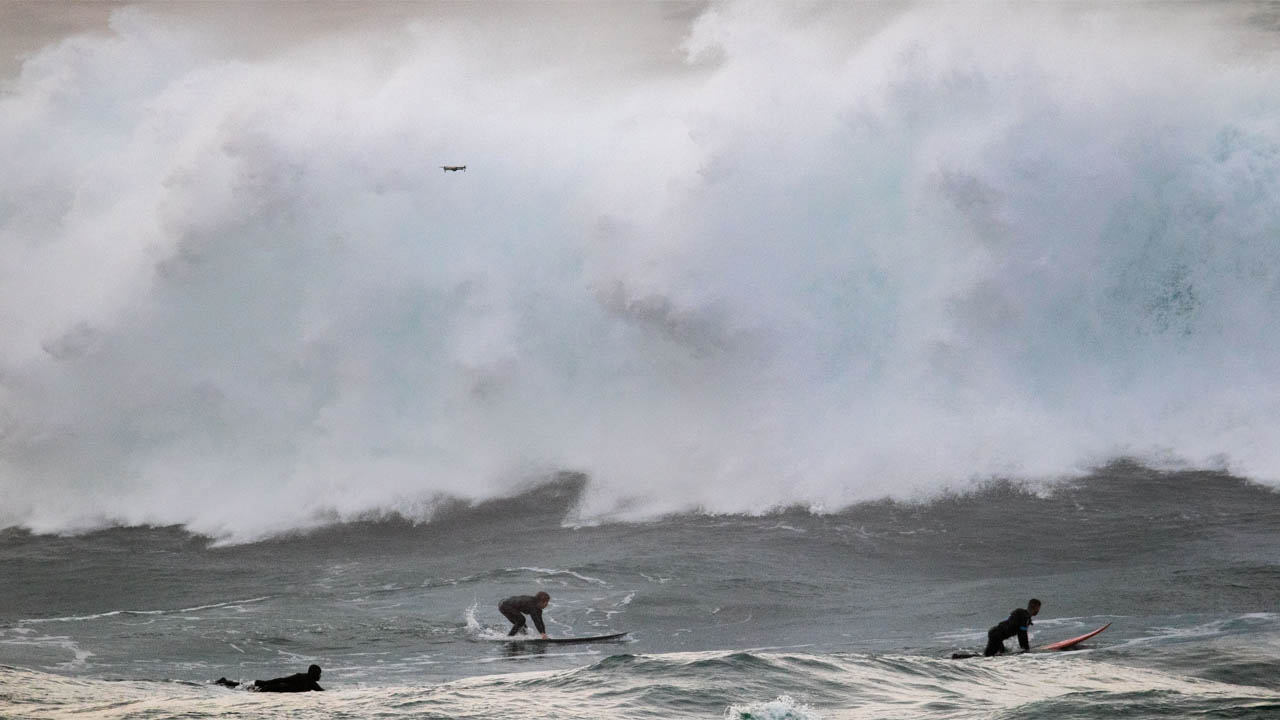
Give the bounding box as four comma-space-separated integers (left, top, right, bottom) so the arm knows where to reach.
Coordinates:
2, 3, 1278, 541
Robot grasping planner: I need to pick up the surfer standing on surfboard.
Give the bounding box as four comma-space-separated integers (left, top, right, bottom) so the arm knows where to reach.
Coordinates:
498, 591, 551, 639
984, 598, 1041, 656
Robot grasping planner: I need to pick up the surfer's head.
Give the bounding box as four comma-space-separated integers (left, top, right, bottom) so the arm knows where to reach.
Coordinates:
308, 665, 322, 680
1028, 598, 1041, 615
535, 591, 551, 609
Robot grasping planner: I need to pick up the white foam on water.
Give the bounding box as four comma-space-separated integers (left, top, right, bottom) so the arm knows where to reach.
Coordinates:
2, 647, 1278, 720
464, 602, 509, 641
516, 567, 610, 586
1, 2, 1278, 542
726, 695, 822, 720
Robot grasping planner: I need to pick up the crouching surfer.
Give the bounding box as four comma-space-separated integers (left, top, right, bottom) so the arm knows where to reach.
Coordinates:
951, 598, 1042, 659
215, 664, 324, 692
985, 598, 1041, 656
499, 591, 551, 639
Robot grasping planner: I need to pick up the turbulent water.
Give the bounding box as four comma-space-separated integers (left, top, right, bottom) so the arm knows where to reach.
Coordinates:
3, 1, 1280, 717
2, 465, 1279, 718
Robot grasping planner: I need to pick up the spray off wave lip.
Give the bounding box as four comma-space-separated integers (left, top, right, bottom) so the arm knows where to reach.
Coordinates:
2, 3, 1279, 543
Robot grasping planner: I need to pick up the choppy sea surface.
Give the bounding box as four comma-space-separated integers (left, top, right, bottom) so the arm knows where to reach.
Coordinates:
2, 463, 1278, 719
4, 3, 1280, 718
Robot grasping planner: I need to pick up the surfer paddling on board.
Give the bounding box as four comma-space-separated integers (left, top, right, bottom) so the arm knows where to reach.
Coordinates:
215, 664, 324, 692
499, 591, 551, 638
984, 598, 1041, 656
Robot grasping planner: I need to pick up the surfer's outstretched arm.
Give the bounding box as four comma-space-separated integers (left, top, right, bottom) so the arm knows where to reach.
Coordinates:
531, 590, 550, 639
1018, 598, 1041, 652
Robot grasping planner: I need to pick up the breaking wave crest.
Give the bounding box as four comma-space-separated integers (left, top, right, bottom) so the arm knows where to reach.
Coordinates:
2, 3, 1279, 541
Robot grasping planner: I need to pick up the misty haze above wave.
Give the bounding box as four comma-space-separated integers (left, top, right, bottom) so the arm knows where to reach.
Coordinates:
1, 2, 1278, 541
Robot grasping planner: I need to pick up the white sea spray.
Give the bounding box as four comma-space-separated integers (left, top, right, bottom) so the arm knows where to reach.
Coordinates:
1, 2, 1278, 541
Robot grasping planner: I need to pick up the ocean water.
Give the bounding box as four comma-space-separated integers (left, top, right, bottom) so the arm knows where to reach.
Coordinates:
3, 464, 1279, 718
3, 2, 1280, 717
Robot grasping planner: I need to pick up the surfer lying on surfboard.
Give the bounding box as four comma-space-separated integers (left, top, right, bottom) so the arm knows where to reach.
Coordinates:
214, 664, 324, 692
499, 591, 551, 639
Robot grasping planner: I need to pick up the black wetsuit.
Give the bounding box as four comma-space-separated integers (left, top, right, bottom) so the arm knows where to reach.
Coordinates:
984, 608, 1033, 656
253, 672, 324, 692
499, 595, 546, 636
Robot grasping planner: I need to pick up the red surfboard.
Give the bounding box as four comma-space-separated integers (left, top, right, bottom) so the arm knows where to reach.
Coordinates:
1035, 622, 1111, 651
